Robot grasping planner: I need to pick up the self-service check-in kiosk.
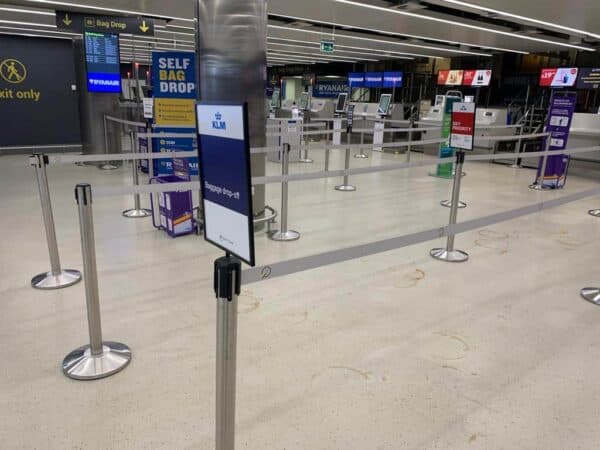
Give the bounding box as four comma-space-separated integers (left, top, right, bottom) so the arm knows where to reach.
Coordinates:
372, 94, 392, 151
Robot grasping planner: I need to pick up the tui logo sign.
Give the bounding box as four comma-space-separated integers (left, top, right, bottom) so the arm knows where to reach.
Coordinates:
212, 112, 226, 130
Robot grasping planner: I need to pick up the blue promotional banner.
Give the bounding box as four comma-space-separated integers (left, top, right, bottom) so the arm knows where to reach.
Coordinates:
313, 79, 349, 98
348, 72, 365, 88
535, 92, 576, 189
196, 103, 255, 266
383, 71, 403, 88
152, 51, 196, 99
364, 72, 383, 88
152, 128, 198, 176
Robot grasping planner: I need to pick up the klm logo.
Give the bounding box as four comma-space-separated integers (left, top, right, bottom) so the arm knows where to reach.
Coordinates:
212, 112, 226, 130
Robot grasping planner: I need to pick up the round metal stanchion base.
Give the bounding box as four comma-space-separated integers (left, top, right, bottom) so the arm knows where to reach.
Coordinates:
354, 153, 369, 159
529, 183, 552, 191
440, 200, 467, 209
31, 269, 82, 290
509, 164, 521, 169
99, 164, 118, 171
581, 288, 600, 306
122, 208, 152, 219
269, 230, 301, 242
430, 248, 469, 263
62, 342, 132, 380
588, 209, 600, 217
335, 185, 357, 192
298, 158, 314, 164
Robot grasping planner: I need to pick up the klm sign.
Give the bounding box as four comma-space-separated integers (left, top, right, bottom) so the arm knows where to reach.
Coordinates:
212, 112, 226, 130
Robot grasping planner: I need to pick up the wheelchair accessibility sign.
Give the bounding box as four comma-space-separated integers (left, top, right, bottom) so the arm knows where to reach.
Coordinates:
0, 59, 27, 84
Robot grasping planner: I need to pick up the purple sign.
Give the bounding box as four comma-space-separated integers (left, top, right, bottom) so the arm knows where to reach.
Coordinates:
536, 92, 577, 188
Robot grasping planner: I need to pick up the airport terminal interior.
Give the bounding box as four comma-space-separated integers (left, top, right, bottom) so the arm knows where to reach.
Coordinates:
1, 1, 600, 449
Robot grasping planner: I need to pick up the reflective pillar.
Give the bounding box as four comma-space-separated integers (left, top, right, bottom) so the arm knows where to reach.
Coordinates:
195, 0, 267, 218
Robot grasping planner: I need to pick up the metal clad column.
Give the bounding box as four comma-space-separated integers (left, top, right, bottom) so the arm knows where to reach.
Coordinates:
196, 0, 267, 219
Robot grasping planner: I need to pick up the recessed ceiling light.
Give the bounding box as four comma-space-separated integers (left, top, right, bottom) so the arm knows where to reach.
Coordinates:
0, 19, 55, 28
0, 7, 54, 16
334, 0, 595, 51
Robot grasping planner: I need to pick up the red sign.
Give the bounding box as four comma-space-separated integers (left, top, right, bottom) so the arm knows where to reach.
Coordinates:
450, 102, 476, 150
540, 68, 578, 87
437, 69, 464, 86
462, 69, 492, 86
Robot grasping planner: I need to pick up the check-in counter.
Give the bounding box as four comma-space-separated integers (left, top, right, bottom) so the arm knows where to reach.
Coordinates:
266, 118, 304, 163
474, 108, 515, 149
309, 99, 335, 119
568, 113, 600, 163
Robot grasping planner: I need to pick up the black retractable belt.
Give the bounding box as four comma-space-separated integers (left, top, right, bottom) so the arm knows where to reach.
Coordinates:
214, 256, 241, 301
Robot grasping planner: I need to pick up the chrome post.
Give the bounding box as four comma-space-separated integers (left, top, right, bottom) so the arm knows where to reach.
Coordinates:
324, 122, 331, 172
529, 133, 552, 190
100, 115, 118, 170
123, 130, 151, 218
335, 128, 356, 192
214, 256, 241, 450
431, 151, 469, 263
30, 154, 82, 290
270, 144, 300, 241
509, 124, 524, 168
354, 129, 368, 159
62, 184, 132, 380
406, 118, 414, 163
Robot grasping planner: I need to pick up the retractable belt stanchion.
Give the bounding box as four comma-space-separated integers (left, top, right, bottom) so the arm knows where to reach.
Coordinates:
509, 124, 524, 169
406, 118, 414, 163
581, 287, 600, 306
63, 184, 132, 380
122, 130, 152, 218
588, 209, 600, 218
214, 255, 240, 450
29, 154, 82, 290
431, 151, 469, 263
335, 126, 357, 192
100, 115, 118, 171
529, 134, 552, 191
440, 157, 467, 209
354, 130, 368, 159
324, 122, 331, 172
270, 143, 300, 241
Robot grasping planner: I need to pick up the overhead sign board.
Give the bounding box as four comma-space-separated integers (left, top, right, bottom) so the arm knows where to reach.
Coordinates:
196, 103, 255, 266
450, 102, 476, 150
320, 40, 335, 53
84, 32, 121, 93
383, 71, 403, 88
462, 69, 492, 87
313, 79, 348, 98
56, 11, 154, 36
437, 70, 464, 86
576, 68, 600, 90
348, 72, 365, 88
540, 68, 578, 87
364, 72, 383, 88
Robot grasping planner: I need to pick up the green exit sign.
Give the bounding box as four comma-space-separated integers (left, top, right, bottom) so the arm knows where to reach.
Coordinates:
320, 40, 335, 53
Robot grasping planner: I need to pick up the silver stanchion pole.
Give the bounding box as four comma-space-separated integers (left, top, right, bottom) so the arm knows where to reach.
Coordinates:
30, 154, 82, 290
100, 115, 118, 171
270, 144, 300, 241
529, 133, 552, 190
406, 118, 414, 163
431, 151, 469, 263
123, 130, 151, 218
214, 255, 240, 450
324, 122, 331, 172
581, 287, 600, 305
63, 184, 132, 380
335, 127, 356, 192
588, 209, 600, 217
509, 124, 524, 168
354, 130, 368, 159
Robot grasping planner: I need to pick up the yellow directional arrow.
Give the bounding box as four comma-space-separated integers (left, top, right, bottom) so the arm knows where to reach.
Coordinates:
62, 13, 72, 26
139, 20, 150, 33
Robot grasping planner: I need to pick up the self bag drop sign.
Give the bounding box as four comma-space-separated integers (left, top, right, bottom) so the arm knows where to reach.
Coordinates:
196, 103, 255, 266
153, 52, 196, 98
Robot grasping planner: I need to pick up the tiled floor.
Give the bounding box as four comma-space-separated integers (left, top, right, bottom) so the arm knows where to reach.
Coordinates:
1, 146, 599, 449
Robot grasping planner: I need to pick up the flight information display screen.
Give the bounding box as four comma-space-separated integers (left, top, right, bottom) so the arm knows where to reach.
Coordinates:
85, 32, 121, 93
